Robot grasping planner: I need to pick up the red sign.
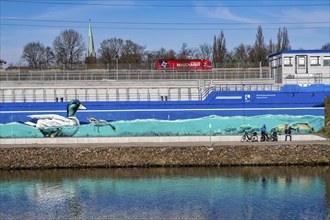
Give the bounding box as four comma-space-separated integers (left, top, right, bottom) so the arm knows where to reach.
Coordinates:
155, 59, 212, 70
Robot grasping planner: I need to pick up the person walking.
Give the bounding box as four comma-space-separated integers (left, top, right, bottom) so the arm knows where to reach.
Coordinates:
285, 124, 293, 141
260, 124, 267, 135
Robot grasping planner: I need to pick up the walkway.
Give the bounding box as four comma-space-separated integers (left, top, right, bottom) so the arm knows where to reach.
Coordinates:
1, 134, 327, 146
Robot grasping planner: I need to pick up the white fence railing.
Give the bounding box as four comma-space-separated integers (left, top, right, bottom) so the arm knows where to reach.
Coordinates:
0, 81, 287, 103
0, 86, 202, 103
0, 69, 270, 81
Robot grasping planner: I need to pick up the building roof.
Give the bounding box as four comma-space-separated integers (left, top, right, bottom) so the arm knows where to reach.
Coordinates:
269, 49, 330, 58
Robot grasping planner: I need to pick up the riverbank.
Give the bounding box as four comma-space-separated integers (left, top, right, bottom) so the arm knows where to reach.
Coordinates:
322, 96, 330, 137
1, 140, 329, 169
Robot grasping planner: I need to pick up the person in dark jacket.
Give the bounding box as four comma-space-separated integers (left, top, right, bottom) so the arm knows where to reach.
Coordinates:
285, 124, 293, 141
260, 124, 267, 135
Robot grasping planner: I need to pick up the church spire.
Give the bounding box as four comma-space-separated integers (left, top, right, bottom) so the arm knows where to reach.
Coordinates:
87, 19, 96, 57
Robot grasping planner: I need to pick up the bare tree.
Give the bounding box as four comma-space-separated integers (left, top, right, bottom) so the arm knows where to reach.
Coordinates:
154, 47, 177, 59
145, 50, 157, 64
198, 43, 212, 60
98, 37, 124, 67
268, 39, 275, 55
0, 59, 6, 70
145, 48, 177, 65
190, 47, 200, 59
177, 43, 193, 59
44, 46, 55, 68
121, 40, 146, 64
212, 35, 217, 64
251, 25, 267, 66
53, 29, 85, 69
21, 42, 48, 69
213, 30, 227, 67
281, 27, 291, 50
166, 49, 176, 59
276, 27, 291, 52
321, 42, 330, 50
276, 28, 283, 53
232, 43, 251, 67
156, 47, 167, 58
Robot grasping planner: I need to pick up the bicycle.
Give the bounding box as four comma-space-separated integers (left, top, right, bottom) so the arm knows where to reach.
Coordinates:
260, 132, 278, 142
240, 132, 258, 142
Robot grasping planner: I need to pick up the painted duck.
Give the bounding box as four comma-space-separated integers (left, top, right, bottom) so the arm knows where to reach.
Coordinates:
24, 99, 86, 137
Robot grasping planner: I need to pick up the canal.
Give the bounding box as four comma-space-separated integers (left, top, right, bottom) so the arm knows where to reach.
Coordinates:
1, 166, 329, 219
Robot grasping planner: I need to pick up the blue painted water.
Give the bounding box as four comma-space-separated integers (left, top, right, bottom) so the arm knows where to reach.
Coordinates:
0, 167, 329, 219
0, 114, 322, 138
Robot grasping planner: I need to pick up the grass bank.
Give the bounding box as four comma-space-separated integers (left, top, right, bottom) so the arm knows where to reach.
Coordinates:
319, 96, 330, 138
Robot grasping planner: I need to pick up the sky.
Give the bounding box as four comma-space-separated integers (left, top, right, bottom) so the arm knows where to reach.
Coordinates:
1, 0, 329, 67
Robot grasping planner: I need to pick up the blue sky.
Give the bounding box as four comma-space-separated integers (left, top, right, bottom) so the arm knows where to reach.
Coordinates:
1, 0, 329, 67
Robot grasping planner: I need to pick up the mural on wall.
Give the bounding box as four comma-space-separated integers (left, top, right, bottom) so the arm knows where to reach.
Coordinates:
1, 84, 329, 139
0, 115, 321, 138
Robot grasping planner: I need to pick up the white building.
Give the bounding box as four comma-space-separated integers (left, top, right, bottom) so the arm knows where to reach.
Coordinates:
269, 49, 330, 85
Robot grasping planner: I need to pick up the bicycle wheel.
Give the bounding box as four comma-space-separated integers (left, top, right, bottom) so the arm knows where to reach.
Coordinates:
240, 135, 247, 142
251, 135, 258, 142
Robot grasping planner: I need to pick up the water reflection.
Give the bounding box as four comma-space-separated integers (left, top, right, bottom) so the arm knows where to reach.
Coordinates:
1, 166, 329, 219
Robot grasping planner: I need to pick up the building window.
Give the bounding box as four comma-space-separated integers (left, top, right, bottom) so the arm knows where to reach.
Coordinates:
298, 57, 305, 67
324, 56, 330, 66
272, 59, 277, 67
284, 57, 293, 66
310, 56, 320, 66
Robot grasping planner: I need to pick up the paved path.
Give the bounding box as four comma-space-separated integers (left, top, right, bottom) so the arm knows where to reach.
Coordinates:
1, 134, 328, 146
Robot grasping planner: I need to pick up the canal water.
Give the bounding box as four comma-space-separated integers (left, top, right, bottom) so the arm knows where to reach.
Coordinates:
1, 166, 329, 219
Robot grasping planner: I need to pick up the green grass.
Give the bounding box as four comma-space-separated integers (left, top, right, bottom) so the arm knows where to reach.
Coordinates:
319, 97, 330, 138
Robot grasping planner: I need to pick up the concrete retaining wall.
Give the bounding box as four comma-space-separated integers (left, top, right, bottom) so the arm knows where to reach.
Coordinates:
1, 143, 329, 169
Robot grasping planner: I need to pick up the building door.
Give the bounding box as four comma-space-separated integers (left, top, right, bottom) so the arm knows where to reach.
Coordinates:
295, 55, 308, 74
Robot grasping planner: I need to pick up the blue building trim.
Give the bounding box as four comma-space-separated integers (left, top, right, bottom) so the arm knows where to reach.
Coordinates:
269, 49, 330, 58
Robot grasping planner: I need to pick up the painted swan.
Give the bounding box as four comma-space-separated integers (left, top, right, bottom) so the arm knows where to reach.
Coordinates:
25, 99, 86, 137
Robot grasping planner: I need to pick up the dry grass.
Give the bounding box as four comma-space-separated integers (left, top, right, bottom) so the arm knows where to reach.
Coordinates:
319, 97, 330, 138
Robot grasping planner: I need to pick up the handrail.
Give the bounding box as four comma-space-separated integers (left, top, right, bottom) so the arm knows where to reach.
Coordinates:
0, 69, 271, 81
0, 86, 201, 102
201, 84, 216, 100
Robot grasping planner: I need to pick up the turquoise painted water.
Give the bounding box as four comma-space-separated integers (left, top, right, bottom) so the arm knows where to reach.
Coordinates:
0, 166, 329, 219
0, 114, 323, 138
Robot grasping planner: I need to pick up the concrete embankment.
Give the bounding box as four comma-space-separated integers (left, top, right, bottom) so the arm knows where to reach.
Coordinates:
1, 140, 329, 169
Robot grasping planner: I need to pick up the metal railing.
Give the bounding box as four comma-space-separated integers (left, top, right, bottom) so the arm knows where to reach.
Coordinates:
0, 68, 270, 81
282, 75, 330, 85
1, 68, 329, 103
201, 85, 216, 100
0, 86, 202, 103
1, 79, 288, 103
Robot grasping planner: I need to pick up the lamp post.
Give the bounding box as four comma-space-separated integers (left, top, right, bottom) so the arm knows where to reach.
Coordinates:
115, 54, 119, 80
243, 84, 246, 125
